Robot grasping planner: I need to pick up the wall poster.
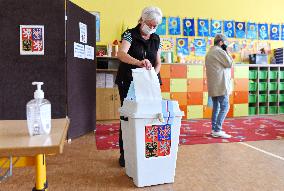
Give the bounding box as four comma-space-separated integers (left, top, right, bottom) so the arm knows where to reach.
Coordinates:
270, 24, 280, 40
168, 17, 181, 35
235, 21, 246, 38
258, 23, 269, 40
91, 12, 100, 42
20, 25, 44, 55
183, 18, 195, 36
156, 17, 167, 35
247, 22, 257, 39
197, 19, 209, 37
176, 38, 189, 55
194, 38, 206, 56
224, 20, 235, 38
210, 19, 222, 37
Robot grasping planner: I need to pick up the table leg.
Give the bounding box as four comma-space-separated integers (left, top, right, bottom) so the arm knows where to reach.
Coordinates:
33, 154, 48, 191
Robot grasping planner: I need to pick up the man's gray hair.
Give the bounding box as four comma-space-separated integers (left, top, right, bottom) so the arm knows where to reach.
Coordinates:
214, 34, 227, 45
139, 6, 163, 24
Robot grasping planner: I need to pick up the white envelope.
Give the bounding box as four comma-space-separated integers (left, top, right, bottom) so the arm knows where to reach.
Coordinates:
127, 67, 162, 101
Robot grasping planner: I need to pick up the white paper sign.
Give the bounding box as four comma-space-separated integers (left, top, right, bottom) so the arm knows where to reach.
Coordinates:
74, 42, 85, 59
96, 73, 106, 88
79, 22, 87, 43
105, 73, 114, 88
85, 45, 94, 60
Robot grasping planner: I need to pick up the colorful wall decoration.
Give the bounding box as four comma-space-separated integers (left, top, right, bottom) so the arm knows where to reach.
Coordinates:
91, 12, 100, 42
168, 17, 181, 35
270, 24, 280, 40
282, 25, 284, 40
194, 38, 206, 56
176, 38, 189, 55
235, 21, 246, 38
183, 18, 195, 36
224, 20, 235, 38
156, 17, 167, 35
210, 20, 222, 37
258, 23, 269, 40
197, 18, 209, 37
157, 17, 283, 41
149, 16, 284, 63
229, 40, 241, 53
246, 22, 257, 39
160, 38, 174, 52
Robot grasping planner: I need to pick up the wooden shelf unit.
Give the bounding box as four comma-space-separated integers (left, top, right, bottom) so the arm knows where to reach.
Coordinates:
96, 57, 120, 120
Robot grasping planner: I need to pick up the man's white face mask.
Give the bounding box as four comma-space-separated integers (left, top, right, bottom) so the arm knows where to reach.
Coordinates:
141, 23, 156, 35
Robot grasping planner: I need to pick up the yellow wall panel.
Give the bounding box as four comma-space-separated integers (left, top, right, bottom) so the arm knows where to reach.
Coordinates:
71, 0, 284, 46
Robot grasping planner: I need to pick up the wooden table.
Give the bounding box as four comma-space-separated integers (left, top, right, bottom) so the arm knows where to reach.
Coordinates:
0, 118, 69, 190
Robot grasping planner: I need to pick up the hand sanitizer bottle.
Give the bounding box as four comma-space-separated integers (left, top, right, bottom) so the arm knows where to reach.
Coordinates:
26, 82, 51, 136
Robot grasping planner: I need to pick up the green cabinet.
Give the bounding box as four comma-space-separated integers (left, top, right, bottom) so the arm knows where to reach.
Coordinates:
249, 65, 284, 115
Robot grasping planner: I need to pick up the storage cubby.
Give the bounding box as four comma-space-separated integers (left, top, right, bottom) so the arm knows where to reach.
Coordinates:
249, 106, 257, 115
280, 92, 284, 102
259, 105, 268, 114
249, 70, 258, 79
249, 65, 284, 115
269, 103, 278, 114
249, 94, 257, 103
280, 102, 284, 114
258, 70, 268, 79
279, 70, 284, 79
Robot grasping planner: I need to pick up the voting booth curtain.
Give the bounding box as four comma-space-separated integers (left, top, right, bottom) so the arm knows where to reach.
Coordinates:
0, 0, 96, 139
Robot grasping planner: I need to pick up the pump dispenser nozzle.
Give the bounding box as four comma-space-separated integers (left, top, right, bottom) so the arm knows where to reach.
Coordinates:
32, 82, 44, 99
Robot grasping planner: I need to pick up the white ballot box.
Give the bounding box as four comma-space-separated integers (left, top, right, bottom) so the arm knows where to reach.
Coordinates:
119, 68, 184, 187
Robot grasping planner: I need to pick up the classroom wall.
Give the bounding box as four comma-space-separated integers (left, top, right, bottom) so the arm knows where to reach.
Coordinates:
71, 0, 284, 47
